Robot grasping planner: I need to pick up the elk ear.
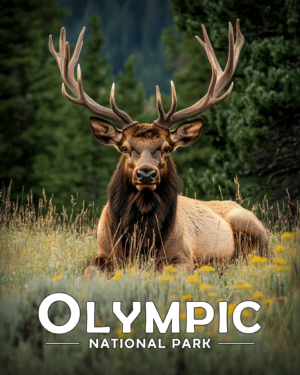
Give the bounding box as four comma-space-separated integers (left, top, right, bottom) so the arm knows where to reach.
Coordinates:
169, 118, 204, 149
89, 116, 123, 146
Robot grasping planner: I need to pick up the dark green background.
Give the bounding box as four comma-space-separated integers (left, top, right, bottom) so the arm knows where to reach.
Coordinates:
1, 0, 299, 211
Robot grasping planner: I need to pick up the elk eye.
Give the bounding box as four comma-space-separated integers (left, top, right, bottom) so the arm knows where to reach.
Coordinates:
164, 147, 171, 154
122, 147, 128, 153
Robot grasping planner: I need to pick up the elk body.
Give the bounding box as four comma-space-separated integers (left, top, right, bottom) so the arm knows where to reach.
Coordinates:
49, 21, 269, 277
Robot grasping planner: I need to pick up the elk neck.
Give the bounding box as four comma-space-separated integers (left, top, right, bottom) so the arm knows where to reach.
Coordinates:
107, 156, 182, 257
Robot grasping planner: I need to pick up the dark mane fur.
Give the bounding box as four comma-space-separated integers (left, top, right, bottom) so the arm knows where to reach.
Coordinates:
107, 156, 182, 260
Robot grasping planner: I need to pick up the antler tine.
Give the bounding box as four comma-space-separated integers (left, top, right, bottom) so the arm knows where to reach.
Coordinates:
198, 25, 222, 75
61, 64, 84, 105
154, 81, 177, 128
206, 64, 219, 101
165, 81, 177, 122
110, 83, 139, 125
50, 27, 137, 129
214, 22, 235, 95
59, 27, 66, 56
156, 85, 165, 123
69, 27, 85, 70
234, 19, 244, 69
49, 34, 60, 66
154, 20, 244, 128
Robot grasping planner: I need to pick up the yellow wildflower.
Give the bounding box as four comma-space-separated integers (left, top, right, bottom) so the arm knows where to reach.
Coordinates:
181, 294, 193, 300
113, 269, 124, 280
277, 266, 289, 272
187, 274, 199, 284
180, 313, 187, 320
228, 303, 238, 315
117, 327, 134, 338
207, 292, 217, 298
225, 286, 229, 289
242, 310, 250, 317
253, 292, 263, 299
129, 267, 135, 276
263, 299, 273, 305
242, 283, 251, 290
239, 280, 245, 284
53, 274, 62, 281
199, 284, 212, 292
165, 265, 177, 273
275, 244, 287, 254
251, 256, 268, 265
194, 308, 205, 316
234, 284, 242, 290
195, 326, 204, 332
234, 282, 251, 290
22, 251, 27, 255
161, 274, 171, 282
115, 269, 124, 277
197, 265, 215, 273
281, 232, 296, 241
273, 258, 287, 265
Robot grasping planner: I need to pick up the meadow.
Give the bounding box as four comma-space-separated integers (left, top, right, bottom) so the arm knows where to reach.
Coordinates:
0, 188, 300, 375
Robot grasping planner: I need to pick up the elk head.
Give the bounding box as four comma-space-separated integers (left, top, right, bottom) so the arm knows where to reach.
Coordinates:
49, 21, 244, 194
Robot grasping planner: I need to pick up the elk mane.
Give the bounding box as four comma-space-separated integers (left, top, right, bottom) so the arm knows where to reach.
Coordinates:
107, 157, 182, 258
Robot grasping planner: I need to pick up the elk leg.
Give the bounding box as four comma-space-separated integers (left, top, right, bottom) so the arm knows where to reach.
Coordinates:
226, 209, 270, 256
84, 256, 113, 279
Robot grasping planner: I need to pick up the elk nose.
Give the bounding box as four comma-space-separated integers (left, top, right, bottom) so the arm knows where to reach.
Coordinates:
137, 170, 156, 184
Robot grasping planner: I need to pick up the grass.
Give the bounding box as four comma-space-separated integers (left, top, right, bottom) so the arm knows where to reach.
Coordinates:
0, 187, 300, 375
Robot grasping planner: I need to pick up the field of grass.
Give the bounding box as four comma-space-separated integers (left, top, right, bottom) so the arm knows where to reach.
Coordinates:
0, 189, 300, 375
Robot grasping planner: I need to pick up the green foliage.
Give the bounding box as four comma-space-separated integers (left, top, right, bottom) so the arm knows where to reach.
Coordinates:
116, 55, 146, 123
0, 0, 68, 198
2, 0, 299, 210
166, 0, 300, 201
30, 14, 119, 210
1, 195, 300, 374
0, 9, 147, 211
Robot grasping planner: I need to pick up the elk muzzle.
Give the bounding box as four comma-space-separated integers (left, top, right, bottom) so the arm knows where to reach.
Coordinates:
132, 149, 160, 191
134, 165, 159, 191
137, 170, 156, 184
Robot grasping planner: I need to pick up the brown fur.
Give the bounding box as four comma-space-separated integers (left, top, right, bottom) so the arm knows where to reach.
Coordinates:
85, 121, 270, 278
107, 156, 181, 263
49, 23, 252, 278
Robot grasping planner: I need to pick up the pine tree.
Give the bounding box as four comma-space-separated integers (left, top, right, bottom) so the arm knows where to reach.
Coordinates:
32, 15, 119, 209
166, 0, 300, 201
0, 0, 68, 200
115, 55, 146, 123
162, 20, 228, 196
31, 15, 148, 210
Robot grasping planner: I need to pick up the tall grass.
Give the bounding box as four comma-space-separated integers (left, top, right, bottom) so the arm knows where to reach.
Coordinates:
0, 187, 300, 375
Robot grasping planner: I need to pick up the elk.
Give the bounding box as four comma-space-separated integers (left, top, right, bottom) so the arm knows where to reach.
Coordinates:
49, 20, 269, 278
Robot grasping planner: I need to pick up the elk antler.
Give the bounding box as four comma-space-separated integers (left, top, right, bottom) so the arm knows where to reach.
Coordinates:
154, 19, 244, 129
49, 27, 138, 129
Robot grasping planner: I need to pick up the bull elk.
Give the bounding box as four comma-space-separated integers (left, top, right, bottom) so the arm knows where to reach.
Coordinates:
49, 20, 269, 278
